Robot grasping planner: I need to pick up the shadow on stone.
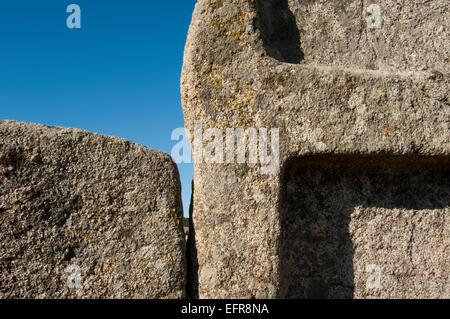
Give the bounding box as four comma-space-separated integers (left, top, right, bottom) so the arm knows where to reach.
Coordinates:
254, 0, 304, 64
186, 180, 199, 298
278, 155, 450, 299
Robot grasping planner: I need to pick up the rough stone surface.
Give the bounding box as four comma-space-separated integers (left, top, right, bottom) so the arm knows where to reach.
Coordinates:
280, 155, 449, 299
181, 0, 449, 298
0, 121, 186, 298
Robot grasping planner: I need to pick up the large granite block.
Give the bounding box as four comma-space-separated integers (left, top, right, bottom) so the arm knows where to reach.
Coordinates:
0, 121, 186, 298
181, 0, 449, 298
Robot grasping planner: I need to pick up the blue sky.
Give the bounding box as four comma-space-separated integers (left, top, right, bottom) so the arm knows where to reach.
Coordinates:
0, 1, 196, 216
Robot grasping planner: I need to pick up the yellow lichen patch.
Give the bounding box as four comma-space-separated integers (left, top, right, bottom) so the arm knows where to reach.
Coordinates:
208, 0, 222, 9
210, 10, 252, 44
80, 231, 92, 243
265, 75, 287, 88
199, 63, 221, 78
385, 125, 392, 137
237, 10, 246, 19
258, 182, 268, 191
238, 110, 251, 125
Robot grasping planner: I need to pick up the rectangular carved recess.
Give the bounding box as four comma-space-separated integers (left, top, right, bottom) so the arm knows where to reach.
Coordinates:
279, 155, 449, 299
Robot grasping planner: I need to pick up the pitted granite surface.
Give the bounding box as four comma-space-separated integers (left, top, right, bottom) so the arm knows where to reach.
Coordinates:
181, 0, 449, 298
0, 121, 186, 298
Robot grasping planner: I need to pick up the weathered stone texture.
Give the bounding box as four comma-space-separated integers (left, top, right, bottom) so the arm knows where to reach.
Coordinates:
181, 0, 449, 298
0, 121, 186, 298
280, 155, 449, 299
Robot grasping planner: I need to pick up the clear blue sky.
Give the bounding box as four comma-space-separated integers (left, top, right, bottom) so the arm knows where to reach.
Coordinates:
0, 1, 196, 216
